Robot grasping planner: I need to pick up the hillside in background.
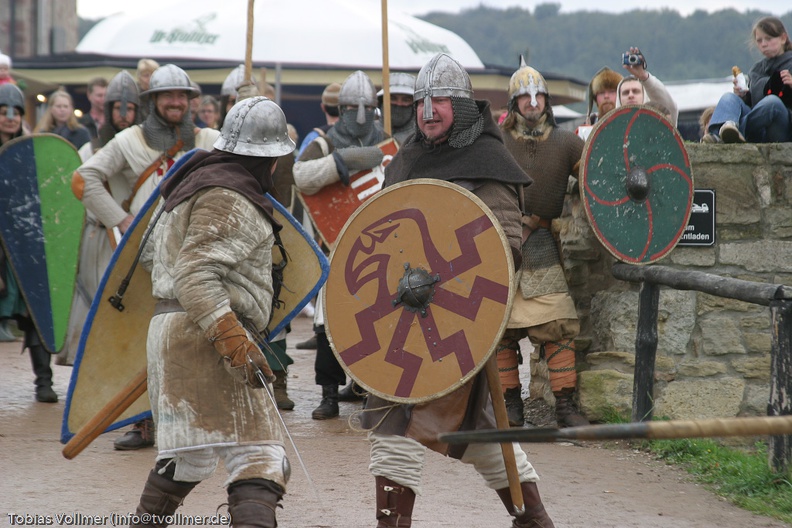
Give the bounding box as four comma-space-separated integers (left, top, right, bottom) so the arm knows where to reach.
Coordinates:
420, 4, 792, 83
78, 5, 792, 85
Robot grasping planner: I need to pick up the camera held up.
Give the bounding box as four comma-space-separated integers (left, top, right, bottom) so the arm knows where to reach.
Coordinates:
622, 53, 644, 67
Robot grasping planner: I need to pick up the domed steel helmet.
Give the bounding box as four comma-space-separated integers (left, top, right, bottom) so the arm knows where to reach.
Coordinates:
105, 70, 139, 119
338, 70, 377, 124
508, 56, 548, 109
140, 64, 200, 99
377, 72, 416, 98
221, 64, 256, 97
214, 96, 295, 157
414, 53, 473, 121
0, 83, 25, 118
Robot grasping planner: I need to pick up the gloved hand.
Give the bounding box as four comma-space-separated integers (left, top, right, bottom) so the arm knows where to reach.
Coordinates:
333, 146, 384, 172
236, 80, 260, 102
205, 311, 275, 388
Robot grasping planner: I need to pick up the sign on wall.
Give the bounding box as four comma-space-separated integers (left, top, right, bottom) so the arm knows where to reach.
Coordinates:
678, 189, 715, 247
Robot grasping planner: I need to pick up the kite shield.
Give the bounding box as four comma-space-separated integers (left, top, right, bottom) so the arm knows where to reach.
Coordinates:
0, 134, 83, 353
324, 179, 514, 404
580, 105, 694, 265
296, 138, 398, 247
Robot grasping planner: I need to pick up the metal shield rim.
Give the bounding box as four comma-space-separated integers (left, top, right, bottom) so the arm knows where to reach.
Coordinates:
579, 105, 694, 265
323, 178, 515, 404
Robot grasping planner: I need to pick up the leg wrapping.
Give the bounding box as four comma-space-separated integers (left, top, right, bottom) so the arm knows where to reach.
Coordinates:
542, 339, 576, 393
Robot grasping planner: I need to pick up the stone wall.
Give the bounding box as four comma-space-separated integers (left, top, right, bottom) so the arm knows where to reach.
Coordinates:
555, 142, 792, 422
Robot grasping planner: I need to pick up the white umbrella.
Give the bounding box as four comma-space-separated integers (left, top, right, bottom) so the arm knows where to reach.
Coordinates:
76, 0, 485, 70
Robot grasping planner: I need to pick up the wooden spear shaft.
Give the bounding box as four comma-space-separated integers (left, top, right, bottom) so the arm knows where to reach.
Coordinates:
244, 0, 255, 82
62, 367, 148, 459
439, 416, 792, 445
483, 355, 525, 514
381, 0, 391, 136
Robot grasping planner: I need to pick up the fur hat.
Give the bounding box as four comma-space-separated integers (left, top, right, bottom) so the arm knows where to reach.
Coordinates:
591, 67, 622, 96
586, 67, 623, 122
0, 54, 11, 68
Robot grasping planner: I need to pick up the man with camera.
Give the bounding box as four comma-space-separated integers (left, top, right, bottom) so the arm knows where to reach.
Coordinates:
617, 47, 679, 126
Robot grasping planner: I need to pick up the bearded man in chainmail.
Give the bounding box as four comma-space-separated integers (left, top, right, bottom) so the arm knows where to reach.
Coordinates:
293, 70, 388, 421
72, 64, 220, 451
497, 59, 589, 430
360, 53, 555, 528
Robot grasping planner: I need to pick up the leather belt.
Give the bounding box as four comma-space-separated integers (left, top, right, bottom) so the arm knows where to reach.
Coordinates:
521, 214, 552, 244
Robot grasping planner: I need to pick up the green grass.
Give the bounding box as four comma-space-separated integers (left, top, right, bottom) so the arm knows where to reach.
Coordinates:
646, 438, 792, 524
593, 407, 792, 523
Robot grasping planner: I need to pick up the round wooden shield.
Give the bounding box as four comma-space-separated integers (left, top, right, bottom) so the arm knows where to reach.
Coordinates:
324, 179, 514, 404
580, 105, 694, 265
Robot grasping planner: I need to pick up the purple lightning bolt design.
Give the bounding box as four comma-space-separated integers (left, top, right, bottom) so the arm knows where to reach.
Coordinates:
337, 207, 509, 397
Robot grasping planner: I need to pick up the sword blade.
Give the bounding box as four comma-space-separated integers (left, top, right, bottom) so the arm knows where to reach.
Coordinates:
249, 358, 318, 499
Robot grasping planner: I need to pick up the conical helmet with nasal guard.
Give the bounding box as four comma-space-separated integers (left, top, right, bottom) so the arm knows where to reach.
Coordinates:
414, 53, 473, 121
508, 56, 548, 109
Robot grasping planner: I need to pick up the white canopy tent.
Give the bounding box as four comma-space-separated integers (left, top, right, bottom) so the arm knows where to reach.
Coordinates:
76, 0, 485, 70
665, 77, 733, 112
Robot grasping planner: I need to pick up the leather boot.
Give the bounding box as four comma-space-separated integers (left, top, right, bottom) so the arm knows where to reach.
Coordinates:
553, 388, 589, 428
504, 386, 524, 427
115, 418, 155, 450
338, 380, 366, 402
131, 460, 197, 527
375, 476, 415, 528
272, 370, 294, 411
496, 481, 555, 528
226, 478, 284, 528
27, 332, 57, 403
311, 385, 339, 420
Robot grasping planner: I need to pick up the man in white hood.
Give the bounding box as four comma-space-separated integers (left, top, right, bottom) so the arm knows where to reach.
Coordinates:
616, 46, 679, 126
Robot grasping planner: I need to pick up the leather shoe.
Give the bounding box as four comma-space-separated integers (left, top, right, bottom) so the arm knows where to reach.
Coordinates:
114, 419, 155, 450
719, 121, 745, 143
35, 386, 58, 403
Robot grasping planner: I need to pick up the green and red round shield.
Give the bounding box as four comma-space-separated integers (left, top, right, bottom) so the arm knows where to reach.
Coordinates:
324, 179, 514, 404
580, 105, 694, 264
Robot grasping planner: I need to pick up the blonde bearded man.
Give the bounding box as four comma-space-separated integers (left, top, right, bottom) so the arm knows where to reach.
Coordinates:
497, 59, 589, 429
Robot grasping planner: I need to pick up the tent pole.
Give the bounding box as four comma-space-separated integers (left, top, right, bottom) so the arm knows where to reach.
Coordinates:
381, 0, 391, 136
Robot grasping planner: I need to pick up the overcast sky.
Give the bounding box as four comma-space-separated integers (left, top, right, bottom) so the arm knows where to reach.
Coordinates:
77, 0, 790, 20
